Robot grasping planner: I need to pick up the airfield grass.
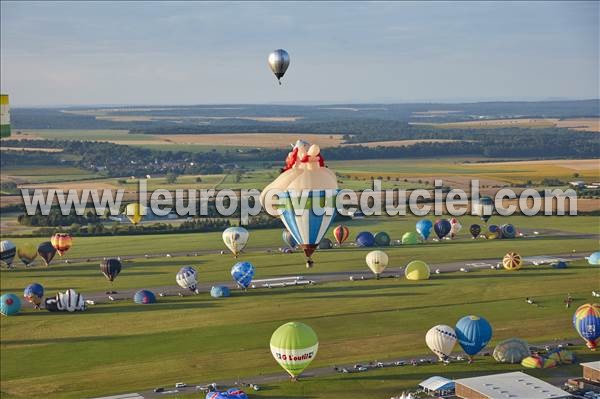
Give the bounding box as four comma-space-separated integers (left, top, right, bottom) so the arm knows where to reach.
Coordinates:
1, 257, 599, 399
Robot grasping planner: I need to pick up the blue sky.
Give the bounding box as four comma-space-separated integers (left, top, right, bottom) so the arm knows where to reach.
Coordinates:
1, 1, 598, 106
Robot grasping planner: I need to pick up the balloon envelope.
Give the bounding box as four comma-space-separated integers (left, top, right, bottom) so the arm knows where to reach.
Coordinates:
374, 232, 391, 247
405, 260, 430, 280
434, 220, 451, 239
270, 321, 318, 378
573, 303, 600, 350
416, 219, 433, 241
500, 224, 516, 239
366, 250, 389, 276
133, 290, 156, 304
100, 258, 122, 282
17, 243, 37, 266
231, 261, 255, 289
23, 283, 44, 307
318, 238, 333, 250
455, 315, 493, 356
222, 227, 249, 257
401, 232, 419, 245
0, 293, 21, 316
426, 325, 457, 361
333, 225, 350, 245
356, 232, 375, 247
268, 49, 290, 83
0, 240, 16, 267
51, 233, 72, 256
502, 252, 522, 271
493, 338, 530, 363
210, 285, 230, 298
176, 266, 199, 292
37, 241, 57, 266
449, 218, 462, 238
469, 224, 481, 239
587, 251, 600, 265
282, 229, 298, 248
474, 196, 494, 223
125, 203, 145, 225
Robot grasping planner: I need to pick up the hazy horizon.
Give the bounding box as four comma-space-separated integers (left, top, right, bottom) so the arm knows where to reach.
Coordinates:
1, 1, 599, 106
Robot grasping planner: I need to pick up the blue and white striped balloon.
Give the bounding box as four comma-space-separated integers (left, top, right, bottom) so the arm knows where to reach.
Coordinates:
176, 266, 199, 293
278, 190, 337, 260
231, 261, 255, 289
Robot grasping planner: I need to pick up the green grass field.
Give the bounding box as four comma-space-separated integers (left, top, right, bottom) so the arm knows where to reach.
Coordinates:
1, 214, 599, 399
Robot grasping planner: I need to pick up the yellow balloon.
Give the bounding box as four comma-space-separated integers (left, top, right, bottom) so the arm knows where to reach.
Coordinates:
17, 243, 38, 266
405, 260, 431, 280
125, 203, 145, 225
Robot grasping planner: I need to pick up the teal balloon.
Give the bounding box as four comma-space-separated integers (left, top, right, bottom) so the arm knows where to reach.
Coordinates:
1, 293, 21, 316
416, 219, 433, 240
374, 232, 391, 246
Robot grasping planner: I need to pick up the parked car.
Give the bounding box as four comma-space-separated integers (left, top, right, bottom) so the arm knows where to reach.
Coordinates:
357, 366, 368, 372
393, 361, 405, 366
376, 362, 385, 368
341, 368, 350, 373
153, 387, 164, 393
175, 382, 186, 388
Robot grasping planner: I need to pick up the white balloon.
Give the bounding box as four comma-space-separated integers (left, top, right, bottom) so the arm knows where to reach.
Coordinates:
425, 324, 457, 361
222, 227, 249, 257
366, 250, 389, 277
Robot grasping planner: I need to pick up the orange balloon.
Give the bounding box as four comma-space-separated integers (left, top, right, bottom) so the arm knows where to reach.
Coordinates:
51, 233, 73, 256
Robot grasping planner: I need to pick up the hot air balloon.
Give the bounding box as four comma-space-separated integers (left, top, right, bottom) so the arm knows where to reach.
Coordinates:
374, 232, 391, 247
433, 219, 451, 240
1, 293, 21, 316
270, 321, 318, 380
405, 260, 430, 280
425, 325, 457, 361
469, 224, 481, 239
222, 227, 249, 257
502, 252, 522, 271
416, 219, 433, 241
134, 290, 156, 304
356, 231, 375, 247
0, 240, 16, 268
268, 49, 290, 85
547, 348, 575, 365
318, 238, 333, 249
521, 355, 557, 369
333, 225, 349, 245
449, 218, 462, 239
282, 229, 298, 249
176, 266, 199, 294
573, 303, 600, 350
365, 250, 388, 279
474, 196, 494, 223
401, 232, 419, 245
455, 315, 493, 360
210, 285, 230, 298
17, 243, 37, 266
500, 224, 516, 239
586, 251, 600, 265
37, 241, 56, 266
51, 233, 72, 256
231, 261, 255, 290
52, 289, 86, 312
100, 258, 122, 282
100, 258, 122, 294
492, 338, 530, 364
125, 203, 145, 225
261, 142, 338, 268
23, 283, 44, 309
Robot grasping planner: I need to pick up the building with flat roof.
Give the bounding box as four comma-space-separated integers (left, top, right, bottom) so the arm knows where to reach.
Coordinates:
454, 371, 571, 399
582, 361, 600, 383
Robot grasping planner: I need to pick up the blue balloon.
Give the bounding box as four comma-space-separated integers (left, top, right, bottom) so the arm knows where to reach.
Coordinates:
356, 232, 375, 247
434, 219, 451, 239
24, 283, 44, 299
231, 262, 255, 289
1, 293, 21, 316
133, 290, 156, 304
210, 285, 230, 298
455, 315, 493, 356
416, 219, 433, 241
552, 261, 568, 269
500, 224, 516, 239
